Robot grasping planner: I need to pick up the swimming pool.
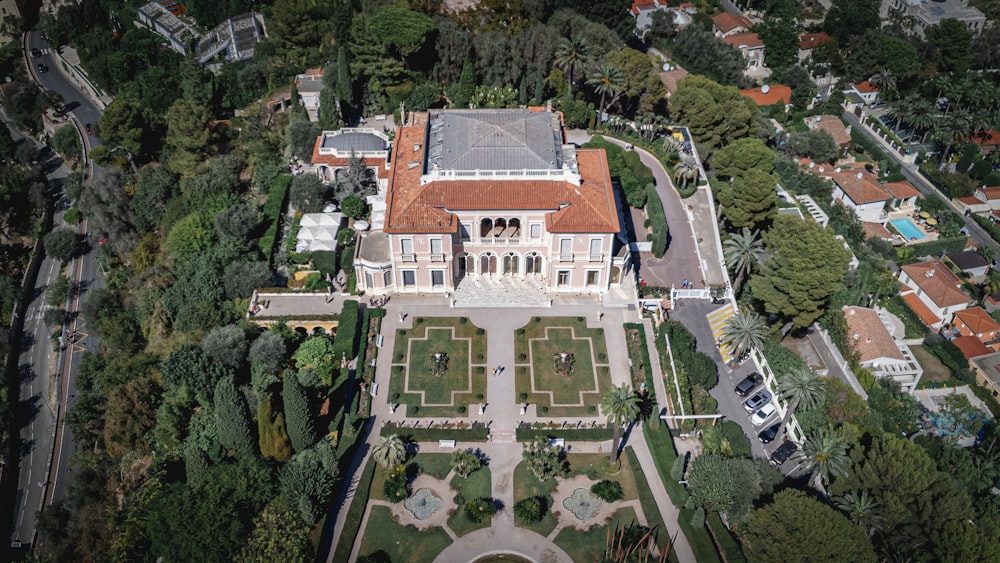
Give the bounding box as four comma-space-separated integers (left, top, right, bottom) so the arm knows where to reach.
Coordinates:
890, 218, 926, 241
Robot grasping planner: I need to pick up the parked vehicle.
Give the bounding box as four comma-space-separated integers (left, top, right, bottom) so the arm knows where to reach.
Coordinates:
743, 389, 772, 413
735, 372, 763, 397
751, 402, 777, 426
30, 48, 41, 58
758, 423, 781, 444
770, 441, 798, 466
36, 64, 48, 73
85, 123, 92, 135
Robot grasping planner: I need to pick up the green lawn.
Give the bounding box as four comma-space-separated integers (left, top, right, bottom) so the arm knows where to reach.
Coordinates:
447, 466, 493, 537
331, 458, 376, 561
678, 508, 722, 563
512, 460, 559, 537
553, 507, 640, 562
911, 345, 953, 383
412, 452, 454, 480
514, 317, 611, 416
358, 505, 452, 562
388, 317, 488, 417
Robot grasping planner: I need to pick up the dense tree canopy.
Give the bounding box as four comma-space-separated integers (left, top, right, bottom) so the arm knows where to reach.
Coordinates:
670, 76, 758, 156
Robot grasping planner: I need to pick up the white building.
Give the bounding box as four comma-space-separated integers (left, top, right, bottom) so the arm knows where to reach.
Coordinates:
883, 0, 986, 37
845, 306, 924, 392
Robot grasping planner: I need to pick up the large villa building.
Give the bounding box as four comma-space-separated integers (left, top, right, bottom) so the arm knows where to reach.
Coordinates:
318, 108, 635, 305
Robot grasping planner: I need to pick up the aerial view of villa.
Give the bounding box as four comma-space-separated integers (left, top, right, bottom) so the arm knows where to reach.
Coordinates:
3, 0, 1000, 561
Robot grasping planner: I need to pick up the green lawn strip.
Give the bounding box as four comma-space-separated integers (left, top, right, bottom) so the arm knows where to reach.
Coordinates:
358, 505, 452, 561
515, 427, 613, 441
706, 511, 746, 562
447, 467, 493, 537
623, 447, 677, 562
512, 460, 559, 537
553, 507, 639, 562
530, 329, 600, 404
412, 452, 454, 479
406, 329, 474, 404
331, 457, 377, 562
642, 425, 688, 506
678, 508, 722, 563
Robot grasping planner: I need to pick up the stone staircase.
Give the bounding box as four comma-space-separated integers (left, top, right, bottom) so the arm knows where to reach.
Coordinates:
489, 423, 517, 443
453, 276, 550, 308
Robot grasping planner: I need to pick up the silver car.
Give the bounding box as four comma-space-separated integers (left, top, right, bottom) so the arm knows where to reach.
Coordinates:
743, 390, 772, 413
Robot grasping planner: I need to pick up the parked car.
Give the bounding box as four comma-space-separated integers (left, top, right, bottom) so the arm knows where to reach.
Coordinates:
30, 48, 41, 58
36, 63, 48, 73
743, 389, 772, 413
85, 123, 92, 135
751, 402, 777, 426
735, 372, 763, 397
770, 441, 798, 466
758, 423, 781, 444
54, 101, 79, 117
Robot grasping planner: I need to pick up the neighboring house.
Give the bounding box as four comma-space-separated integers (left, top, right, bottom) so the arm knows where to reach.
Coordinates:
884, 0, 985, 38
844, 306, 924, 393
353, 108, 633, 298
842, 81, 880, 106
805, 114, 852, 151
797, 32, 832, 62
953, 307, 1000, 350
310, 128, 392, 227
831, 169, 892, 223
862, 221, 894, 242
953, 335, 992, 362
657, 68, 689, 98
898, 259, 973, 329
974, 186, 1000, 210
882, 180, 921, 211
136, 0, 203, 56
295, 68, 324, 122
955, 195, 991, 215
970, 129, 1000, 153
630, 0, 692, 33
971, 351, 1000, 399
740, 84, 792, 110
195, 12, 266, 65
721, 32, 765, 70
712, 12, 753, 37
946, 250, 991, 277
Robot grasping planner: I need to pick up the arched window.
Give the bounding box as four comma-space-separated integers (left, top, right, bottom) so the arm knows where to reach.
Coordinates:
457, 253, 474, 279
503, 252, 519, 275
525, 252, 542, 275
610, 266, 621, 284
480, 218, 493, 238
480, 252, 497, 275
508, 218, 521, 238
494, 218, 507, 237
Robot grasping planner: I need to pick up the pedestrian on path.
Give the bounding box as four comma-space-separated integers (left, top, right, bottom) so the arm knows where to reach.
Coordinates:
399, 312, 406, 322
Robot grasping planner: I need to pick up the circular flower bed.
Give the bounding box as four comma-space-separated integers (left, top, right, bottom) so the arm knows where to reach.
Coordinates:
404, 488, 443, 520
562, 488, 602, 521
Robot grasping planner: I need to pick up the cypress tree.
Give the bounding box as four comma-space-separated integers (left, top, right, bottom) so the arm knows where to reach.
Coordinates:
214, 375, 256, 458
283, 370, 318, 453
455, 60, 476, 108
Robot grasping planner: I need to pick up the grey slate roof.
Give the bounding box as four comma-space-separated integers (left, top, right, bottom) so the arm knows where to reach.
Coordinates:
947, 250, 989, 271
321, 132, 387, 152
425, 109, 563, 172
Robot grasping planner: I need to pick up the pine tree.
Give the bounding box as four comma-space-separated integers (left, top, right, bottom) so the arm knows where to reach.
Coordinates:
257, 394, 292, 461
283, 370, 317, 453
214, 375, 256, 458
289, 82, 307, 122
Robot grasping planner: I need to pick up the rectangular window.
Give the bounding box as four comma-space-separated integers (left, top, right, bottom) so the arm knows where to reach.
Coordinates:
560, 238, 572, 255
530, 223, 542, 238
460, 223, 471, 240
430, 238, 442, 254
383, 270, 393, 287
365, 272, 374, 288
557, 270, 570, 287
400, 238, 413, 254
431, 270, 444, 287
402, 270, 416, 287
586, 270, 600, 286
589, 238, 602, 261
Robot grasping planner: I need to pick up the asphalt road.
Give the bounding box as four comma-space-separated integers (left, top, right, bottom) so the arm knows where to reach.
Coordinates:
12, 29, 106, 549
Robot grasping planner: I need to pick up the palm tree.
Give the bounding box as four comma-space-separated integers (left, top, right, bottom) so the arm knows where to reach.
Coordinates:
587, 64, 625, 123
834, 491, 884, 536
868, 69, 896, 100
935, 109, 973, 170
907, 98, 937, 144
720, 310, 767, 358
885, 99, 911, 137
673, 156, 699, 188
984, 269, 1000, 297
722, 227, 764, 294
601, 384, 641, 464
798, 428, 851, 491
554, 36, 589, 95
776, 367, 825, 433
372, 434, 406, 469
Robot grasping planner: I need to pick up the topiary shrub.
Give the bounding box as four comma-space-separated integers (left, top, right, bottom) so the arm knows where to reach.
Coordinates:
475, 366, 485, 374
598, 353, 606, 361
457, 405, 467, 414
459, 317, 468, 323
390, 392, 400, 402
383, 465, 410, 502
539, 405, 549, 414
591, 480, 624, 502
476, 393, 484, 400
519, 392, 528, 402
690, 506, 706, 528
476, 328, 485, 335
587, 405, 596, 414
516, 328, 525, 335
518, 353, 527, 361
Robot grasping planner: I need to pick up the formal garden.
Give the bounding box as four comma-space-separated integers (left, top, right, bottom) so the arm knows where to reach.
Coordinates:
514, 317, 612, 417
388, 317, 488, 417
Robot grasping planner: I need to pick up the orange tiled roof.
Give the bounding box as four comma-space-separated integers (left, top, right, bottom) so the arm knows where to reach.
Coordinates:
809, 115, 852, 147
832, 170, 891, 205
384, 113, 619, 235
658, 68, 689, 95
902, 292, 942, 326
882, 180, 920, 199
955, 307, 1000, 337
901, 259, 971, 308
982, 187, 1000, 200
953, 335, 991, 360
309, 137, 390, 180
862, 222, 892, 240
957, 196, 987, 205
798, 32, 832, 50
740, 84, 791, 106
855, 80, 879, 93
844, 306, 903, 362
970, 129, 1000, 147
722, 32, 764, 49
712, 12, 752, 33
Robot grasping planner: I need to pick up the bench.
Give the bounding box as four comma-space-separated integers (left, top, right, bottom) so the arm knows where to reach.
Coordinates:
377, 334, 384, 348
548, 438, 565, 448
370, 382, 378, 397
438, 439, 456, 448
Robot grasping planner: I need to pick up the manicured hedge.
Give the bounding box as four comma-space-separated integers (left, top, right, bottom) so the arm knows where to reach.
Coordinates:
259, 174, 292, 265
646, 184, 669, 258
897, 237, 968, 262
972, 214, 1000, 246
707, 511, 746, 562
380, 424, 490, 441
333, 300, 360, 360
515, 427, 613, 442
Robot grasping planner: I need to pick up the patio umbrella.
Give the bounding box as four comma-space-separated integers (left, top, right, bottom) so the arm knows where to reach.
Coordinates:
920, 211, 931, 218
926, 218, 938, 226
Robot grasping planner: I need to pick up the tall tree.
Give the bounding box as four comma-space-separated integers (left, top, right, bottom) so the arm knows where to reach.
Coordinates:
279, 442, 340, 524
587, 63, 625, 120
522, 436, 566, 480
723, 227, 765, 294
721, 311, 768, 358
283, 370, 317, 453
926, 18, 973, 73
165, 98, 211, 175
712, 138, 775, 180
670, 75, 759, 156
214, 374, 256, 458
776, 367, 825, 435
450, 448, 483, 478
236, 496, 313, 563
749, 215, 851, 334
823, 0, 880, 42
202, 325, 249, 370
454, 60, 477, 108
798, 428, 851, 490
833, 491, 884, 536
366, 6, 435, 68
372, 434, 407, 469
717, 167, 778, 230
161, 343, 230, 403
601, 384, 641, 464
553, 36, 590, 95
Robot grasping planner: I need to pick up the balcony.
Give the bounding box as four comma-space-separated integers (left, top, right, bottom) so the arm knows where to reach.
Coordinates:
401, 254, 417, 263
588, 254, 603, 263
557, 254, 574, 263
430, 254, 445, 262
